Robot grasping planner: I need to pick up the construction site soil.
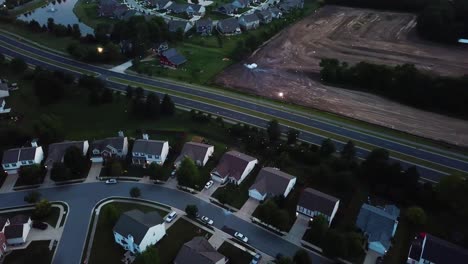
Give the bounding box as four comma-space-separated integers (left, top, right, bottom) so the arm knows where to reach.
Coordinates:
215, 5, 468, 146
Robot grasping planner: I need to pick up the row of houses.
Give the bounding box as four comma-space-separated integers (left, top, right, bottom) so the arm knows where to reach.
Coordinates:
0, 214, 33, 258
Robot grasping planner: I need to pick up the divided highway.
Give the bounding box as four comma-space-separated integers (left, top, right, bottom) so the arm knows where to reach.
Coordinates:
1, 34, 467, 182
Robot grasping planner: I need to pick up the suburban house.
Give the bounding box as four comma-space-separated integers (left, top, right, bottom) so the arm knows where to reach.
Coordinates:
113, 209, 166, 254
256, 10, 272, 24
159, 48, 187, 68
112, 4, 130, 19
98, 0, 124, 17
217, 18, 241, 36
248, 167, 296, 201
0, 98, 11, 115
269, 7, 282, 19
217, 4, 237, 15
4, 215, 32, 245
356, 204, 400, 255
0, 82, 9, 98
45, 140, 89, 168
168, 20, 193, 34
239, 14, 260, 31
0, 233, 6, 259
90, 132, 128, 162
0, 217, 10, 232
186, 4, 205, 17
231, 0, 250, 8
279, 0, 304, 12
150, 0, 173, 10
407, 233, 468, 264
210, 150, 258, 185
132, 134, 169, 166
296, 188, 340, 226
167, 3, 188, 14
195, 19, 213, 36
174, 236, 227, 264
175, 142, 214, 167
121, 10, 142, 21
1, 141, 44, 172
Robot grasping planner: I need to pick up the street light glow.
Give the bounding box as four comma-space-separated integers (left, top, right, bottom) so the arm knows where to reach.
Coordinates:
97, 47, 104, 54
278, 92, 284, 98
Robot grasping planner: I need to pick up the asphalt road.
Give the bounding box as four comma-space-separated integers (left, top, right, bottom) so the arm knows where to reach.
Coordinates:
0, 182, 332, 264
0, 34, 467, 182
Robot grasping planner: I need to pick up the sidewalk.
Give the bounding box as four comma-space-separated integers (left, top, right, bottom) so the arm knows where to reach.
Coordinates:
0, 173, 18, 193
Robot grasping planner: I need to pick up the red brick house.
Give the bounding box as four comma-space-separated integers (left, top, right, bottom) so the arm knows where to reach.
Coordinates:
159, 48, 187, 68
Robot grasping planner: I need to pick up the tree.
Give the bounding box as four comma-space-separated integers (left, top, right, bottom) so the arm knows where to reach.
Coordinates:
24, 191, 41, 204
130, 187, 141, 198
177, 158, 199, 188
135, 247, 160, 264
145, 93, 160, 118
103, 204, 119, 225
33, 199, 52, 219
406, 206, 427, 228
322, 230, 347, 258
161, 94, 175, 116
63, 146, 87, 177
10, 58, 28, 74
267, 119, 281, 142
320, 138, 336, 157
33, 70, 66, 105
110, 161, 123, 176
126, 85, 134, 99
287, 128, 300, 145
50, 162, 72, 181
18, 165, 44, 185
306, 215, 329, 244
293, 249, 311, 264
0, 53, 5, 64
101, 88, 114, 104
33, 114, 64, 145
340, 140, 356, 161
185, 204, 198, 218
147, 163, 164, 180
255, 199, 289, 231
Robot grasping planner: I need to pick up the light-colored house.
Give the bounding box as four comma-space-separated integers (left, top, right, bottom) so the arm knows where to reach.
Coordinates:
90, 132, 128, 162
174, 142, 214, 167
4, 215, 32, 245
269, 7, 282, 19
132, 134, 169, 166
296, 188, 340, 226
45, 140, 89, 168
231, 0, 250, 8
186, 4, 205, 17
0, 98, 11, 115
239, 13, 260, 31
1, 141, 44, 172
196, 19, 213, 36
210, 150, 257, 185
217, 3, 237, 15
249, 167, 296, 201
356, 204, 400, 255
113, 209, 166, 254
407, 233, 468, 264
0, 217, 10, 233
256, 10, 272, 24
151, 0, 172, 10
174, 236, 227, 264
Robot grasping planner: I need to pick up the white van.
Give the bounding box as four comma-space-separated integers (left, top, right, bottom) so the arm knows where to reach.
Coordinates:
165, 211, 177, 223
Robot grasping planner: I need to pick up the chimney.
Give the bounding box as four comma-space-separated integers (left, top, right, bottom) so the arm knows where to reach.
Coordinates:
31, 139, 38, 148
118, 131, 124, 137
142, 134, 149, 140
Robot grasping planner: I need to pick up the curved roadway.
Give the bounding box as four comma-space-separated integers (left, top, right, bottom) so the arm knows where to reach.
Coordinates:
0, 34, 467, 182
0, 182, 331, 264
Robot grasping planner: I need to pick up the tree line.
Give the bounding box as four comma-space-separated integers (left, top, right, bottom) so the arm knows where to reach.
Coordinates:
325, 0, 468, 43
319, 59, 468, 118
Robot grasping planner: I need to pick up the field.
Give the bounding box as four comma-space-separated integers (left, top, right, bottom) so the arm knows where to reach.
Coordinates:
215, 6, 468, 146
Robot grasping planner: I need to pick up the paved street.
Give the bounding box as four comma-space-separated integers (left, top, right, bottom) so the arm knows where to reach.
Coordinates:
0, 34, 465, 183
0, 182, 332, 264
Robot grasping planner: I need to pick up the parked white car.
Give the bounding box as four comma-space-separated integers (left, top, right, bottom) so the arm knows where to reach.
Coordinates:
200, 216, 214, 225
205, 180, 214, 189
234, 232, 248, 243
165, 211, 177, 223
105, 179, 117, 184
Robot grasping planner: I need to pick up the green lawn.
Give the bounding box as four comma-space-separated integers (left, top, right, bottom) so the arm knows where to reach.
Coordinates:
217, 242, 253, 264
88, 202, 169, 264
73, 0, 118, 29
154, 218, 212, 263
0, 205, 61, 226
4, 240, 54, 264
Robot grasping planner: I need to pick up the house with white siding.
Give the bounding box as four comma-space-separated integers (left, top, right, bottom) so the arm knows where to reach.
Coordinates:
407, 233, 468, 264
210, 150, 257, 185
174, 142, 214, 167
1, 141, 44, 172
90, 131, 128, 162
132, 134, 169, 166
249, 167, 296, 201
4, 215, 32, 245
113, 210, 166, 254
296, 188, 340, 226
45, 140, 89, 168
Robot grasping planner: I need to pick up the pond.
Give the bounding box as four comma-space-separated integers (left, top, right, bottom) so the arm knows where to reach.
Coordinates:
17, 0, 94, 35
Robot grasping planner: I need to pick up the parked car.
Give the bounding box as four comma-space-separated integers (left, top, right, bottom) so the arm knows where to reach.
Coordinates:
205, 180, 214, 189
165, 211, 177, 223
234, 232, 248, 243
250, 253, 262, 264
32, 221, 48, 230
105, 179, 117, 184
200, 216, 214, 225
171, 170, 177, 178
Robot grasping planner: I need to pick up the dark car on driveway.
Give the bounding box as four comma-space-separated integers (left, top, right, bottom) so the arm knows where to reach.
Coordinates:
32, 221, 48, 230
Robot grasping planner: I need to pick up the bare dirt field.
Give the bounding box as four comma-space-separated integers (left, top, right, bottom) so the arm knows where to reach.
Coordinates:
215, 5, 468, 146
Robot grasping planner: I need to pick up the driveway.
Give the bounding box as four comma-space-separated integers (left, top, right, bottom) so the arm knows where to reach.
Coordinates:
239, 198, 259, 216
363, 249, 382, 264
285, 214, 309, 244
84, 162, 102, 183
0, 182, 331, 264
0, 173, 18, 193
200, 180, 220, 197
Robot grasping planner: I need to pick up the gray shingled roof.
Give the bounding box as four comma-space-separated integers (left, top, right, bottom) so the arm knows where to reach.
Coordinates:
46, 141, 87, 166
10, 215, 30, 225
174, 237, 225, 264
421, 234, 468, 264
256, 10, 272, 20
175, 142, 213, 165
356, 204, 400, 251
2, 147, 37, 164
249, 167, 295, 197
5, 225, 24, 239
298, 188, 339, 216
133, 139, 167, 156
211, 150, 256, 180
218, 3, 236, 14
168, 20, 190, 33
113, 209, 164, 244
0, 82, 8, 92
241, 13, 259, 23
168, 3, 188, 13
217, 18, 240, 33
161, 48, 187, 65
91, 137, 125, 154
196, 19, 212, 28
